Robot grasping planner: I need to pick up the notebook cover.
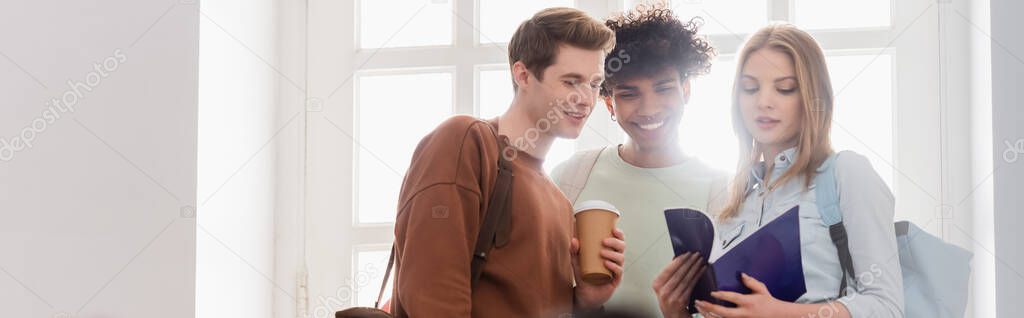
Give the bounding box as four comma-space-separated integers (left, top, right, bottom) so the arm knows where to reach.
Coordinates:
664, 206, 806, 312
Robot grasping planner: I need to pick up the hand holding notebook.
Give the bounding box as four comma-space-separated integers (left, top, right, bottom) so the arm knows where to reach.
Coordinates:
663, 206, 807, 313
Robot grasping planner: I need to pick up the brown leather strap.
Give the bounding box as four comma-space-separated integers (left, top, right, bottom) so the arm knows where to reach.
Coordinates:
374, 246, 396, 309
471, 149, 514, 287
374, 119, 515, 306
471, 121, 515, 287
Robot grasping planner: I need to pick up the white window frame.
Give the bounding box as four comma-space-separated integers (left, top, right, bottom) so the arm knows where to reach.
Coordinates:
302, 0, 954, 313
351, 65, 457, 226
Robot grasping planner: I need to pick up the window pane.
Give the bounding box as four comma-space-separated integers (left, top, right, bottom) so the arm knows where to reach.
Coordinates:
676, 54, 894, 186
679, 58, 738, 173
357, 72, 453, 224
827, 54, 894, 188
623, 1, 767, 34
354, 249, 392, 307
479, 0, 574, 44
478, 67, 513, 119
546, 138, 576, 175
649, 0, 768, 35
795, 0, 890, 30
360, 0, 452, 48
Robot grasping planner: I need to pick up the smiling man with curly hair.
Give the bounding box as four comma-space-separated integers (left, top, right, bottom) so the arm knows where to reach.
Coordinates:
550, 5, 726, 317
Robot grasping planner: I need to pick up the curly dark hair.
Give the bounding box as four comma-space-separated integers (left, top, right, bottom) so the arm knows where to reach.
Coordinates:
601, 4, 716, 96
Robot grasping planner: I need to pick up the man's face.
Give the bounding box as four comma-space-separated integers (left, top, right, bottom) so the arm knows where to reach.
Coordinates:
517, 44, 606, 139
605, 67, 690, 150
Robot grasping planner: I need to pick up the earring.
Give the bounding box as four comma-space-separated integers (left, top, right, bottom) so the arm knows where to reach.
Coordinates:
610, 114, 617, 122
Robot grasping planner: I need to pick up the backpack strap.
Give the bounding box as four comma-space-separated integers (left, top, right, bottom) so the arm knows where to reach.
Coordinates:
557, 148, 604, 205
814, 152, 856, 297
374, 246, 396, 309
375, 120, 516, 307
815, 154, 843, 226
470, 143, 515, 287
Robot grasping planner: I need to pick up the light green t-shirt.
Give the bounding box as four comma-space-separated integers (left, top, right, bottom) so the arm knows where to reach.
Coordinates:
551, 146, 729, 317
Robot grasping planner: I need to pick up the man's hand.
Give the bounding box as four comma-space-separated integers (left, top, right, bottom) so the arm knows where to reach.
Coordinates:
653, 252, 707, 318
572, 228, 626, 311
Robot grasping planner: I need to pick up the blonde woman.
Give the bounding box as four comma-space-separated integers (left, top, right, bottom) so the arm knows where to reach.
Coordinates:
693, 24, 904, 317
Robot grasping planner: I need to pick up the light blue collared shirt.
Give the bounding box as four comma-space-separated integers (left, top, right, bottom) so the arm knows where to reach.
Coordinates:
713, 148, 905, 317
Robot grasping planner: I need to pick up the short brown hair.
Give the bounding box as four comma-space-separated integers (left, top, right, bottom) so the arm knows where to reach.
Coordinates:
508, 7, 615, 90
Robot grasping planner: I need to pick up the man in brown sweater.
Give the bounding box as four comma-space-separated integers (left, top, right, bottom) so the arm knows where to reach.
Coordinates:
391, 7, 626, 318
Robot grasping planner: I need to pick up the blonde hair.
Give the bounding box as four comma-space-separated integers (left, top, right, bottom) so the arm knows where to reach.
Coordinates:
718, 24, 835, 220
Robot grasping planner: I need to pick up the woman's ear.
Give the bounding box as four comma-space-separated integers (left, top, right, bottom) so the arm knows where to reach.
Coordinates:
603, 95, 615, 116
511, 61, 530, 90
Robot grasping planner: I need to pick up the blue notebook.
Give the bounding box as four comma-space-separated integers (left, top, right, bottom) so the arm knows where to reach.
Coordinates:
664, 206, 806, 312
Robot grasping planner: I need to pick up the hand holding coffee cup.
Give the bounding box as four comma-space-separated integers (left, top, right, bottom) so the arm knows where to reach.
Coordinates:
573, 200, 623, 285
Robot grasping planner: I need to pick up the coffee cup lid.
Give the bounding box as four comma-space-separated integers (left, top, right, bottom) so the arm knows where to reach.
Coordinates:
573, 200, 621, 216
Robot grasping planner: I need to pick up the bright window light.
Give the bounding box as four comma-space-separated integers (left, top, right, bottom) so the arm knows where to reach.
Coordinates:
356, 72, 453, 224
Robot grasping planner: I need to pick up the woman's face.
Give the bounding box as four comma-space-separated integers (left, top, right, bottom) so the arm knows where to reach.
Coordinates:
738, 48, 803, 152
605, 67, 690, 150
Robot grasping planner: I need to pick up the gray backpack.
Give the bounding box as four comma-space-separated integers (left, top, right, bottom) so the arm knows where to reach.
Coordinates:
815, 152, 973, 317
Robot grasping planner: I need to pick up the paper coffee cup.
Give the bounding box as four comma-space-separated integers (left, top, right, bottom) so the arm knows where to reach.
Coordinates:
573, 200, 621, 285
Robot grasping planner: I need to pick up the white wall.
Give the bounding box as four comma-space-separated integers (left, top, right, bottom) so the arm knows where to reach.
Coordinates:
963, 1, 996, 317
196, 0, 306, 317
990, 0, 1024, 316
0, 1, 198, 317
